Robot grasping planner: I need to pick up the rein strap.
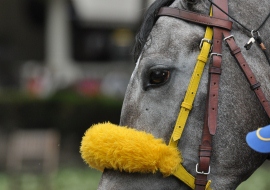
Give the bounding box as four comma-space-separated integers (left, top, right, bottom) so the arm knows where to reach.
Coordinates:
223, 30, 270, 117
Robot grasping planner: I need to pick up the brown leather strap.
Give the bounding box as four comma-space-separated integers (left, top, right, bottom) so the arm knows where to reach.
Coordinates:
195, 0, 229, 189
157, 7, 233, 30
195, 108, 212, 190
223, 30, 270, 118
207, 33, 223, 136
195, 33, 223, 190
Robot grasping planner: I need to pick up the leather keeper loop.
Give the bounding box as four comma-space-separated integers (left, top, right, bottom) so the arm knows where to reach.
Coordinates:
199, 151, 212, 157
230, 47, 241, 56
199, 147, 212, 152
195, 178, 208, 186
198, 55, 208, 63
199, 145, 212, 150
251, 82, 261, 90
209, 66, 222, 75
181, 102, 193, 110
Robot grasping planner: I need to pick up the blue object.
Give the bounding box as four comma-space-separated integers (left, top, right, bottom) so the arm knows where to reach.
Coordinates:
246, 125, 270, 153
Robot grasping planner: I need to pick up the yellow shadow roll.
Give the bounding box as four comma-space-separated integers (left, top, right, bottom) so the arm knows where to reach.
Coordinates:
80, 122, 182, 176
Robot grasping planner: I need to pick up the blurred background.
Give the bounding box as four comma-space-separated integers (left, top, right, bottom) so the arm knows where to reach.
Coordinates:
0, 0, 269, 189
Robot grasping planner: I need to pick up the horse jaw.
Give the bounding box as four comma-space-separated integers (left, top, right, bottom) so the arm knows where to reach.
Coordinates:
98, 0, 270, 189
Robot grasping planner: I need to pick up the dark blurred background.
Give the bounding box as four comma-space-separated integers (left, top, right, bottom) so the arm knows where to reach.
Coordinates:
0, 0, 154, 189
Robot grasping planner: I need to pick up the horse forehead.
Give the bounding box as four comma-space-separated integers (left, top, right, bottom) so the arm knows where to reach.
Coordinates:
152, 17, 204, 44
144, 17, 204, 59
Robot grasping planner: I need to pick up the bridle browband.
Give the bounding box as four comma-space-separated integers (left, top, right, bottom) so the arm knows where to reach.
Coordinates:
157, 0, 270, 189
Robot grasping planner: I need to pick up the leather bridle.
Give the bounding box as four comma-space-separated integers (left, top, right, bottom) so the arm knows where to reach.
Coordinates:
79, 1, 270, 188
157, 0, 270, 189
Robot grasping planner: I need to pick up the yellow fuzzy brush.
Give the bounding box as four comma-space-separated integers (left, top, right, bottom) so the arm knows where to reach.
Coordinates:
80, 122, 182, 176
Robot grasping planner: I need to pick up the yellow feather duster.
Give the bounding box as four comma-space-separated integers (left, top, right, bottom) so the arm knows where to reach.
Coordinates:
80, 122, 182, 176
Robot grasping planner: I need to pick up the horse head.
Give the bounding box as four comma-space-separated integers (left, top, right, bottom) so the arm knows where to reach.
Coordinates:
83, 0, 270, 189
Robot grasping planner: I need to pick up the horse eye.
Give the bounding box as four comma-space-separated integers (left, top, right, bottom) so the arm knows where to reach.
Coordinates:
149, 70, 170, 85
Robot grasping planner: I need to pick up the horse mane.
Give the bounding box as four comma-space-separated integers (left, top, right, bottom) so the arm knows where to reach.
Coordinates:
132, 0, 175, 62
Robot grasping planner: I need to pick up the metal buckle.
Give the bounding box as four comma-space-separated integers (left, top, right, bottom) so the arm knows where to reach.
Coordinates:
223, 35, 234, 41
251, 30, 260, 38
223, 35, 234, 46
199, 38, 212, 50
196, 164, 211, 175
210, 53, 222, 58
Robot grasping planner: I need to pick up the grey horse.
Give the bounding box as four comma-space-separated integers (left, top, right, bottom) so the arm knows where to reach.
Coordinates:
98, 0, 270, 189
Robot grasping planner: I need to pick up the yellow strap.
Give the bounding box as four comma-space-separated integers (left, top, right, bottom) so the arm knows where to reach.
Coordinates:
173, 164, 211, 190
170, 25, 213, 144
169, 9, 213, 190
174, 164, 196, 189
